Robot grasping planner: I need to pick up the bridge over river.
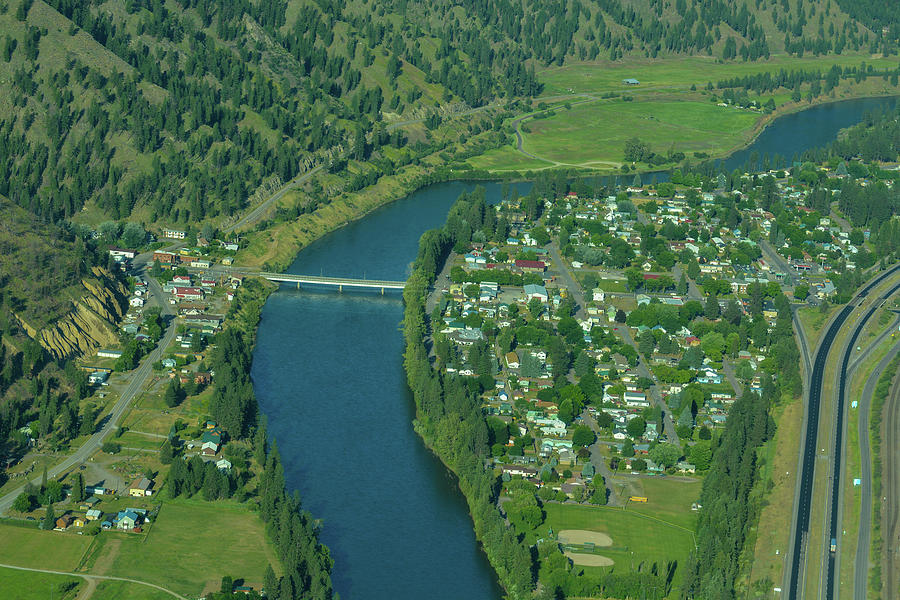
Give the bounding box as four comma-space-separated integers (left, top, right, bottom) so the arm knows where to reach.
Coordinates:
228, 270, 406, 292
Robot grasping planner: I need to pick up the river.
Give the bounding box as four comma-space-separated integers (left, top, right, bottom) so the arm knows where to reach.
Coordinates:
251, 95, 896, 599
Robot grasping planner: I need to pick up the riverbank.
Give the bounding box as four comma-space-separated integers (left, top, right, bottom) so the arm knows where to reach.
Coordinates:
236, 87, 899, 273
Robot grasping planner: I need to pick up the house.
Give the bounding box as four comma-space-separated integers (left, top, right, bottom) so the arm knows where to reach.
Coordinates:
173, 287, 204, 300
73, 516, 87, 528
505, 352, 520, 370
88, 371, 109, 385
86, 509, 103, 521
624, 391, 650, 407
216, 458, 232, 471
55, 514, 75, 530
201, 442, 218, 456
162, 358, 177, 368
153, 251, 179, 265
190, 259, 211, 269
163, 228, 186, 240
172, 275, 191, 285
515, 259, 546, 273
129, 297, 145, 308
108, 247, 136, 259
97, 349, 122, 359
128, 477, 154, 497
523, 284, 548, 302
114, 510, 140, 530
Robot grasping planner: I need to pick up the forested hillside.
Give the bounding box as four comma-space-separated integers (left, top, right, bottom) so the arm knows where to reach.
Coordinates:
0, 0, 885, 231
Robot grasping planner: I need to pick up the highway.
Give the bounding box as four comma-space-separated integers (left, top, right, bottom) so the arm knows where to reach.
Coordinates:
785, 262, 900, 600
882, 360, 900, 598
853, 317, 900, 600
825, 279, 900, 600
0, 263, 176, 515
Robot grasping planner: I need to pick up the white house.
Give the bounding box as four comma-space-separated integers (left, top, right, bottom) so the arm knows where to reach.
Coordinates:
129, 297, 144, 307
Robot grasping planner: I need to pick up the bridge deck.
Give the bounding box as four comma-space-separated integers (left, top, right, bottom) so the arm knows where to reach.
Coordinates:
256, 272, 406, 289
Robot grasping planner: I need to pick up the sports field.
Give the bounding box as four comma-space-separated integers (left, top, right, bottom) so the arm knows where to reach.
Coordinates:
527, 503, 696, 581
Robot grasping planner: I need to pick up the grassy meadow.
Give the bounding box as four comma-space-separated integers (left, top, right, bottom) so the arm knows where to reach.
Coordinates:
84, 500, 278, 596
0, 522, 93, 570
0, 567, 83, 600
520, 99, 761, 167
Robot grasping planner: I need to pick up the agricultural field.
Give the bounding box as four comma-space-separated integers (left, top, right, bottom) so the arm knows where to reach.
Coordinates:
0, 567, 83, 600
0, 522, 93, 570
536, 56, 900, 97
519, 99, 761, 167
84, 500, 278, 596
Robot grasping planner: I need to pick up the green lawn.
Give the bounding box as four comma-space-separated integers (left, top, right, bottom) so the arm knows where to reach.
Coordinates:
88, 499, 278, 596
626, 478, 702, 531
0, 567, 82, 600
520, 99, 760, 166
0, 522, 93, 570
526, 503, 696, 583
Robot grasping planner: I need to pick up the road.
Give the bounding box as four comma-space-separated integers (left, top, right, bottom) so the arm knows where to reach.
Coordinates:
882, 359, 900, 599
0, 263, 177, 515
853, 316, 900, 600
581, 409, 620, 507
824, 280, 900, 600
546, 242, 679, 444
224, 165, 324, 234
0, 563, 187, 599
785, 262, 900, 600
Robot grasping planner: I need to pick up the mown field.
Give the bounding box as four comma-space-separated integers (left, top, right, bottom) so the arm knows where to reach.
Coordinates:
0, 567, 83, 600
0, 522, 93, 570
520, 99, 761, 166
525, 502, 696, 585
537, 56, 900, 97
84, 500, 278, 596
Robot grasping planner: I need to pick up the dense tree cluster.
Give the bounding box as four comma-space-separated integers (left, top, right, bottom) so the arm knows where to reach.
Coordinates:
208, 328, 257, 438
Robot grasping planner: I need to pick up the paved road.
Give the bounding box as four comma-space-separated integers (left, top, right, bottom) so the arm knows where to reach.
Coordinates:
785, 263, 900, 600
581, 409, 620, 507
224, 165, 324, 234
0, 264, 177, 515
853, 317, 900, 600
882, 361, 900, 599
546, 242, 679, 444
0, 563, 187, 599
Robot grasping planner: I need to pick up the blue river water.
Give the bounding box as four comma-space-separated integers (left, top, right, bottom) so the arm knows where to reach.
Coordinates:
251, 95, 897, 599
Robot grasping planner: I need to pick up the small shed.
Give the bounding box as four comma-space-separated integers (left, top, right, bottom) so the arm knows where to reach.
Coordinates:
622, 78, 640, 85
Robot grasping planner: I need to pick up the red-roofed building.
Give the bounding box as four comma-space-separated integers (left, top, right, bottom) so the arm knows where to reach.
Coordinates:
173, 287, 204, 300
515, 260, 546, 273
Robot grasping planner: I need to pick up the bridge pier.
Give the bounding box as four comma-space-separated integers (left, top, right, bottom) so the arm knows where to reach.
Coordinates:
338, 284, 342, 293
381, 287, 384, 295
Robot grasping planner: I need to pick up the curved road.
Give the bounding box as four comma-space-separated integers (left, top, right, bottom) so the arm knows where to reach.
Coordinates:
785, 262, 900, 600
0, 265, 176, 515
0, 563, 187, 599
854, 318, 900, 600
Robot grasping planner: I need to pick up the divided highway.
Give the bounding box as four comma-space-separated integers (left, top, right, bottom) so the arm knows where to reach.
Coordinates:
786, 263, 900, 600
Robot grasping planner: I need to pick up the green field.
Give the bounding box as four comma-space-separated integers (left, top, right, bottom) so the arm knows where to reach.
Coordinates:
0, 567, 83, 600
86, 500, 277, 596
467, 145, 555, 172
0, 522, 93, 570
90, 579, 179, 600
517, 99, 760, 167
526, 503, 695, 582
537, 56, 900, 97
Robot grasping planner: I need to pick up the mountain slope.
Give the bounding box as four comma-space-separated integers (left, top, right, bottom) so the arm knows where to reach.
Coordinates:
0, 0, 885, 233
